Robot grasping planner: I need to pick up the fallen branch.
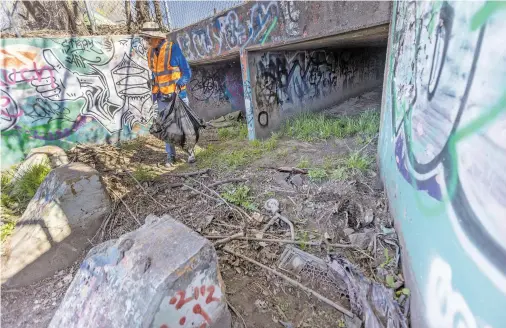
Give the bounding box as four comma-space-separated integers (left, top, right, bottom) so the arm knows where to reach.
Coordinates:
125, 170, 170, 210
206, 235, 322, 246
228, 301, 247, 328
111, 190, 141, 227
214, 231, 244, 246
223, 247, 354, 318
182, 184, 223, 203
208, 178, 247, 188
261, 166, 308, 174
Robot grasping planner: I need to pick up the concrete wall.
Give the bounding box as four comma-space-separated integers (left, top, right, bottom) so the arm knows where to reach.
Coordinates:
167, 1, 391, 63
379, 1, 506, 327
1, 36, 153, 169
250, 47, 386, 137
188, 61, 245, 121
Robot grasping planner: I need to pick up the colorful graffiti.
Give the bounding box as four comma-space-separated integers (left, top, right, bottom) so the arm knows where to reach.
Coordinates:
1, 35, 153, 168
172, 1, 297, 62
152, 271, 225, 328
379, 1, 506, 326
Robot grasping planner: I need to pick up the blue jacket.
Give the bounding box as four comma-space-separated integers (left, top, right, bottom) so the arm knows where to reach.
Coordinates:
152, 41, 191, 100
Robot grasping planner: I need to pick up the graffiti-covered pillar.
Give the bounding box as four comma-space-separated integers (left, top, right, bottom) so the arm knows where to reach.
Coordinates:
239, 50, 255, 140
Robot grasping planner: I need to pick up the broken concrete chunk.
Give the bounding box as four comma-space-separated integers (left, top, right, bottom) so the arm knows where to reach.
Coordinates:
363, 209, 374, 225
2, 162, 111, 288
49, 215, 231, 328
343, 228, 355, 236
348, 232, 372, 249
290, 174, 303, 187
273, 172, 292, 189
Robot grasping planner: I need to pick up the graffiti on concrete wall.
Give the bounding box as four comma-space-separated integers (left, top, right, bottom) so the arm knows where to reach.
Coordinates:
380, 1, 506, 326
152, 271, 224, 328
253, 48, 385, 122
1, 35, 153, 168
188, 63, 245, 117
172, 1, 300, 62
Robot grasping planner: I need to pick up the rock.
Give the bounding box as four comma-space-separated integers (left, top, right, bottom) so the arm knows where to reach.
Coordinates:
12, 146, 68, 183
348, 232, 372, 249
29, 146, 68, 167
363, 209, 374, 225
1, 162, 111, 288
273, 172, 292, 189
343, 228, 355, 236
251, 212, 264, 224
49, 215, 231, 328
290, 174, 303, 187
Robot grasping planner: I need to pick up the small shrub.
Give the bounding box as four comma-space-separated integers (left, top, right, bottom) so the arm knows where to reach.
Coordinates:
11, 162, 51, 207
297, 157, 310, 169
218, 124, 248, 140
221, 185, 257, 210
345, 153, 372, 172
330, 167, 349, 181
132, 165, 158, 182
308, 168, 327, 182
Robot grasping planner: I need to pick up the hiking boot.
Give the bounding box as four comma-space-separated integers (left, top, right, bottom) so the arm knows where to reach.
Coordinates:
187, 152, 196, 164
165, 156, 176, 167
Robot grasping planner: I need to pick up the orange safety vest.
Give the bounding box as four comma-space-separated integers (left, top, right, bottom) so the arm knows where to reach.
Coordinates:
147, 41, 186, 95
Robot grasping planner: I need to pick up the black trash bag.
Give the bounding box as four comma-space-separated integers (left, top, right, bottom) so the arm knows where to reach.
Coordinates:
149, 94, 205, 154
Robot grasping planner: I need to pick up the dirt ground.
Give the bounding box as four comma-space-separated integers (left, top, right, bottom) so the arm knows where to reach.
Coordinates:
1, 90, 407, 327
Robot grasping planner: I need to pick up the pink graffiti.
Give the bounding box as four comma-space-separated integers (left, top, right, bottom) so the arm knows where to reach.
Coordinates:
1, 109, 23, 118
0, 62, 56, 88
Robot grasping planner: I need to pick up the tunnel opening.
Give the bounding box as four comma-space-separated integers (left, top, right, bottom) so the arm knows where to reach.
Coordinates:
248, 25, 389, 138
187, 57, 245, 122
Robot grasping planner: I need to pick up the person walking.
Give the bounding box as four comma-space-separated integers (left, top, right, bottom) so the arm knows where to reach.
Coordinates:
140, 22, 194, 166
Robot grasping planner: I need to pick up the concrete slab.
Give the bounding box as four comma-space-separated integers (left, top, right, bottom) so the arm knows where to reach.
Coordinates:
49, 214, 231, 328
2, 162, 111, 287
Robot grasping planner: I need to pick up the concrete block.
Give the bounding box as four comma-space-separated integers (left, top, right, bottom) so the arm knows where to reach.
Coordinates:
49, 214, 231, 328
2, 162, 111, 287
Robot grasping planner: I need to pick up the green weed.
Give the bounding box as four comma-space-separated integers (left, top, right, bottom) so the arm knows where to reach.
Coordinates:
132, 165, 159, 182
282, 110, 380, 141
330, 167, 349, 181
218, 124, 248, 140
221, 185, 257, 210
11, 162, 51, 208
119, 138, 142, 151
380, 248, 392, 268
344, 152, 372, 172
298, 231, 310, 250
296, 157, 310, 169
308, 167, 328, 182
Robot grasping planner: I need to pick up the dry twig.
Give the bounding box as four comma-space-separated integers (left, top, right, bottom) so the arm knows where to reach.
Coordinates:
208, 178, 247, 188
125, 170, 170, 210
160, 169, 210, 178
111, 190, 141, 227
228, 301, 247, 328
214, 231, 245, 246
223, 247, 354, 318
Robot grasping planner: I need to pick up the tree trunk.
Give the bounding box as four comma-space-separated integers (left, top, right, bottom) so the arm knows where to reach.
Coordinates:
153, 0, 164, 30
125, 0, 132, 34
135, 0, 150, 28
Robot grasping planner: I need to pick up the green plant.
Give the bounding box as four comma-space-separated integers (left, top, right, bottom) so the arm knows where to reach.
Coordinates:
298, 231, 309, 250
1, 218, 16, 242
132, 165, 158, 182
380, 248, 392, 268
221, 185, 257, 210
10, 162, 51, 208
396, 288, 411, 297
344, 152, 372, 172
330, 167, 349, 181
119, 138, 142, 151
385, 275, 396, 288
296, 157, 310, 169
308, 168, 327, 182
218, 123, 248, 140
337, 318, 346, 328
